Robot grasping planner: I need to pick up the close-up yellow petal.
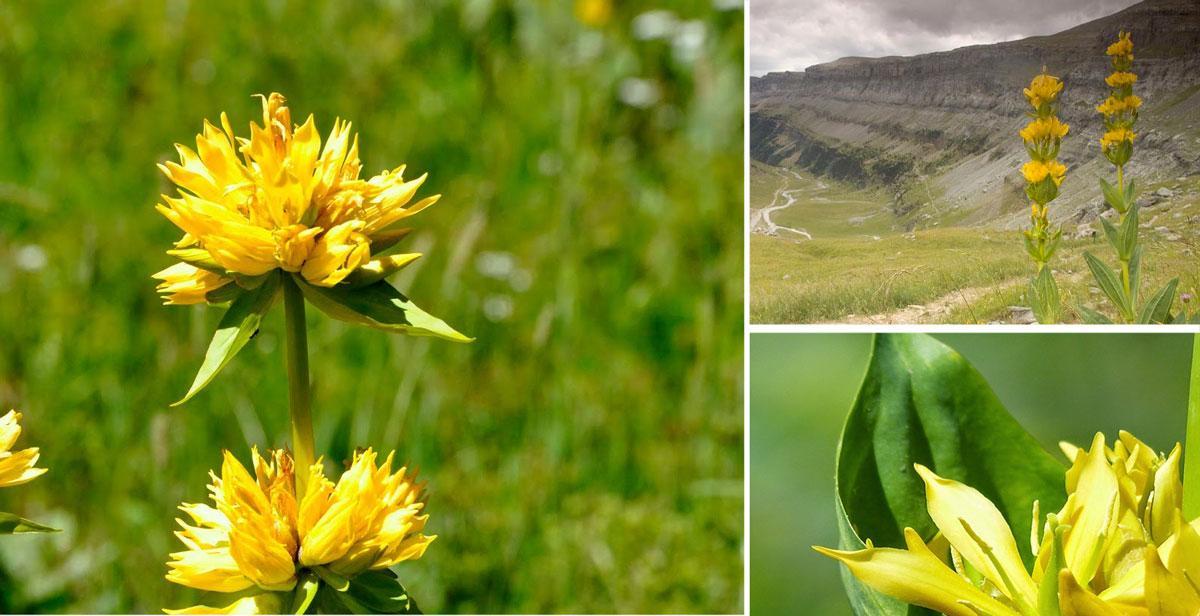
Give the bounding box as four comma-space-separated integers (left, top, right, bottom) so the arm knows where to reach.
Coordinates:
1061, 434, 1121, 586
915, 464, 1037, 609
164, 593, 282, 615
814, 528, 1020, 616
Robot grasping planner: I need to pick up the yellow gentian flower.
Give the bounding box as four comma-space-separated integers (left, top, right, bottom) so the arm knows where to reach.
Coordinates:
1096, 94, 1142, 116
1100, 128, 1136, 152
153, 93, 435, 304
1105, 72, 1137, 89
817, 432, 1200, 615
1021, 160, 1066, 187
1019, 117, 1069, 144
0, 410, 47, 488
1106, 31, 1133, 58
166, 447, 434, 613
1023, 73, 1063, 109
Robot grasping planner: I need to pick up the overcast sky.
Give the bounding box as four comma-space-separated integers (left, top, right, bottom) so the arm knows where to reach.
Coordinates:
749, 0, 1141, 76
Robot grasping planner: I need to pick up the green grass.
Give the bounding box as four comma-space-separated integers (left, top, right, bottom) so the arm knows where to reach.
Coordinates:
0, 2, 744, 613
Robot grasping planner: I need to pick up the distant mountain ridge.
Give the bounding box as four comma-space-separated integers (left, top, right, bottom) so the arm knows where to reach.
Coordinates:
750, 0, 1200, 230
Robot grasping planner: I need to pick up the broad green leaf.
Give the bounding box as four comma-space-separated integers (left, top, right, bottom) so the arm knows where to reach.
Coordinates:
1129, 245, 1142, 310
1075, 305, 1113, 324
1083, 252, 1131, 321
1030, 268, 1061, 324
1116, 205, 1139, 262
291, 572, 320, 614
174, 272, 281, 406
297, 278, 471, 343
1099, 216, 1119, 250
834, 334, 1066, 615
314, 569, 421, 615
343, 254, 423, 289
1138, 278, 1178, 324
0, 512, 59, 534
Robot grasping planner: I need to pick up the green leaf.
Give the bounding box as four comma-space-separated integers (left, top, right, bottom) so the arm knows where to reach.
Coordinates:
1116, 205, 1139, 262
297, 278, 471, 343
1129, 245, 1142, 310
174, 271, 281, 406
291, 572, 320, 614
314, 569, 421, 615
1030, 268, 1061, 324
1083, 252, 1131, 320
833, 334, 1066, 614
1075, 305, 1113, 324
1099, 177, 1125, 213
1099, 216, 1119, 250
1138, 278, 1179, 324
0, 512, 59, 534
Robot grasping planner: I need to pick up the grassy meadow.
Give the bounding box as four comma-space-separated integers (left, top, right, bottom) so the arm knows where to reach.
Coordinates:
0, 1, 744, 613
750, 162, 1200, 324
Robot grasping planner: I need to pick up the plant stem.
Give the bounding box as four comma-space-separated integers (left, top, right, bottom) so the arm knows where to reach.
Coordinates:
1185, 335, 1200, 519
283, 274, 316, 499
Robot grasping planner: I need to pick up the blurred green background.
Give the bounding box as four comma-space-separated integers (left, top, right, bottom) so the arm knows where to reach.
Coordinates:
0, 1, 744, 613
750, 333, 1193, 615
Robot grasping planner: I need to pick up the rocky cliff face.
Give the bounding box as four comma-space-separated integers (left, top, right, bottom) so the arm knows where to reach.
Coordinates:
751, 0, 1200, 229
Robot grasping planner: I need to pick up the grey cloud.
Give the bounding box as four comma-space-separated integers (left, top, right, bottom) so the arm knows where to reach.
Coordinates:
750, 0, 1140, 75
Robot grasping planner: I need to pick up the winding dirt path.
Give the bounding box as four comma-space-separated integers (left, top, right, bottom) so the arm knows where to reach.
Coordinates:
751, 170, 812, 239
832, 277, 1028, 324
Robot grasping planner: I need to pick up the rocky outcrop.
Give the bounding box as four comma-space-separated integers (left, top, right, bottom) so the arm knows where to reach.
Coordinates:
750, 0, 1200, 229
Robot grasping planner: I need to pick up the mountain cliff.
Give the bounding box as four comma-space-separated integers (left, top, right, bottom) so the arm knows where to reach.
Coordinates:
750, 0, 1200, 230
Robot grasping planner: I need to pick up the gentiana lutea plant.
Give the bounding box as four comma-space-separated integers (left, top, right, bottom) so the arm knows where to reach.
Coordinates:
1080, 31, 1180, 324
154, 93, 471, 613
1019, 69, 1068, 324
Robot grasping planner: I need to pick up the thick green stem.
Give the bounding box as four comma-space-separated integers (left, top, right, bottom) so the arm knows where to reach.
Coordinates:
1185, 335, 1200, 519
283, 275, 316, 499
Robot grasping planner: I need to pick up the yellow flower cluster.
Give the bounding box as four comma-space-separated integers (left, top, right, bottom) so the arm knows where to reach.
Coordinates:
1106, 31, 1134, 58
153, 93, 437, 304
166, 448, 434, 612
0, 411, 46, 488
817, 431, 1199, 614
1017, 116, 1069, 144
1022, 73, 1064, 110
1020, 160, 1067, 187
1101, 127, 1137, 151
1095, 94, 1142, 116
1105, 72, 1137, 89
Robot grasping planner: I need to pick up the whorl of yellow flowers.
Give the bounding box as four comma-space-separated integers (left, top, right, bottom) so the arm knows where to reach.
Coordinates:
0, 410, 46, 488
165, 447, 434, 613
1098, 31, 1138, 166
816, 431, 1200, 615
153, 93, 437, 305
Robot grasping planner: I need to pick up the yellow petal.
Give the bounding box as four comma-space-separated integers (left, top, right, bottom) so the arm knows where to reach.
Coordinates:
164, 593, 282, 615
1058, 570, 1124, 616
915, 464, 1037, 609
1144, 544, 1200, 616
0, 447, 48, 488
1149, 445, 1182, 543
1062, 434, 1120, 586
814, 528, 1020, 616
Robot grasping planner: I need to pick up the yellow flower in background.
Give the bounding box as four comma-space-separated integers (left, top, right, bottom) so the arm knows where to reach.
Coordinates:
816, 431, 1200, 615
153, 93, 435, 304
1022, 72, 1063, 109
1018, 116, 1069, 144
1020, 160, 1066, 186
166, 447, 433, 613
575, 0, 611, 27
1105, 71, 1137, 89
1101, 127, 1136, 151
0, 411, 47, 488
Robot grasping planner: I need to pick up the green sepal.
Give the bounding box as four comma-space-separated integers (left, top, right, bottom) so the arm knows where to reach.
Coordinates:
234, 272, 274, 290
1083, 252, 1131, 321
367, 228, 415, 256
173, 271, 281, 406
0, 511, 59, 534
1138, 278, 1179, 324
1035, 517, 1066, 616
205, 282, 244, 305
297, 278, 471, 343
166, 248, 228, 276
311, 565, 350, 592
1030, 268, 1061, 324
313, 569, 421, 615
291, 571, 321, 614
1099, 177, 1126, 213
343, 254, 423, 289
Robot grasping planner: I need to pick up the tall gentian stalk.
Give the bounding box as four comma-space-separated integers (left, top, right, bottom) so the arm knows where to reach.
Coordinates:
1019, 69, 1068, 323
1081, 31, 1179, 323
154, 93, 471, 613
